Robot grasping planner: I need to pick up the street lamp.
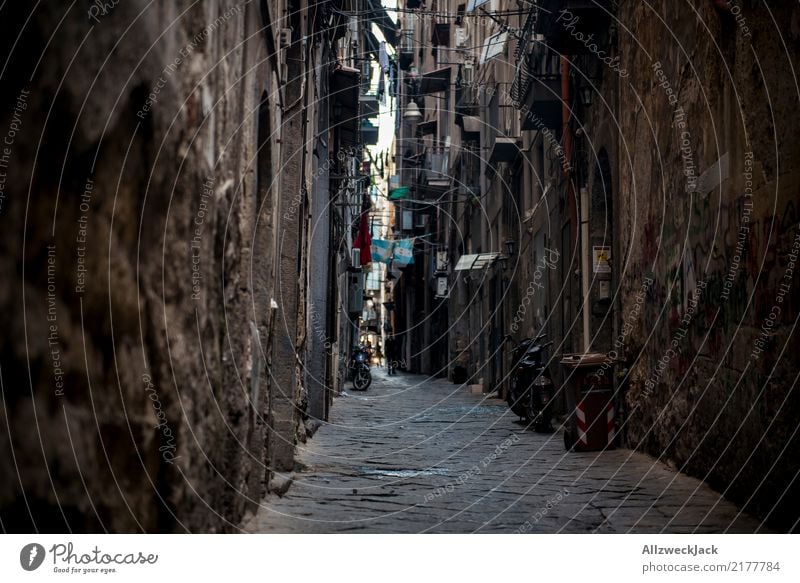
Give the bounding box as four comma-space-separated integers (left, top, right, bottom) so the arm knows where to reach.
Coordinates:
403, 100, 422, 122
504, 238, 516, 258
578, 82, 593, 107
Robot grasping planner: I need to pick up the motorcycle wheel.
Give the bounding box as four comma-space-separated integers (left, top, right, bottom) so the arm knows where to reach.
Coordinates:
352, 365, 372, 391
508, 391, 528, 419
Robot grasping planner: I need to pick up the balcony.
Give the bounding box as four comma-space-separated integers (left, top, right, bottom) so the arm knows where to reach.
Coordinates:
399, 26, 415, 70
331, 65, 360, 146
423, 147, 451, 194
518, 46, 563, 131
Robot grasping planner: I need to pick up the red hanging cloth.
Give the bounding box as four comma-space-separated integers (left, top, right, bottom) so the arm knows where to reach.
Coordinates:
353, 204, 372, 267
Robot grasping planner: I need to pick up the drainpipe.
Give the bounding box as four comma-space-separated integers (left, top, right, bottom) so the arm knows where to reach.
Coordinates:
560, 56, 573, 179
580, 186, 590, 352
561, 55, 578, 350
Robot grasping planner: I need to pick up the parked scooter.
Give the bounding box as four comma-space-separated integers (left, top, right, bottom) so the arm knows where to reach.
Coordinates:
350, 346, 372, 391
507, 334, 555, 431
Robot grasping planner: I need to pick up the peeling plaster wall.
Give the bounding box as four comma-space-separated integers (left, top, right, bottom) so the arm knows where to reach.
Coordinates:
0, 1, 280, 532
618, 1, 800, 530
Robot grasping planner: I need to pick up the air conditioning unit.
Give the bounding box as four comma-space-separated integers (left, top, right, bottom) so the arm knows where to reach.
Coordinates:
455, 27, 467, 48
351, 248, 361, 270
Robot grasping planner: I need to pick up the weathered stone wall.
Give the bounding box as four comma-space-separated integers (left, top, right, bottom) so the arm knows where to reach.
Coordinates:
617, 1, 800, 530
0, 0, 284, 532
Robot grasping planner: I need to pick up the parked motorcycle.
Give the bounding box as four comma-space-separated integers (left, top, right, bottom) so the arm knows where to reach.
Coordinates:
507, 334, 555, 432
350, 346, 372, 391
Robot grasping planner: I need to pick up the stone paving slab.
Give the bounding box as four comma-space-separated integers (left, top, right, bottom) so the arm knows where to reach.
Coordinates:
247, 369, 766, 533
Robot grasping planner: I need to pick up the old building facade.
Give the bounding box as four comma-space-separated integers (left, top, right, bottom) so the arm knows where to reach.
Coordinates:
392, 0, 799, 530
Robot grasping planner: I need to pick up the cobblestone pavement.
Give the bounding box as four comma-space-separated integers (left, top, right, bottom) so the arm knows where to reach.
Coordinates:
248, 369, 765, 533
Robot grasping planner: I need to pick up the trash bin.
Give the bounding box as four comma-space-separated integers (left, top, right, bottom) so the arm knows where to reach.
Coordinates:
560, 353, 617, 452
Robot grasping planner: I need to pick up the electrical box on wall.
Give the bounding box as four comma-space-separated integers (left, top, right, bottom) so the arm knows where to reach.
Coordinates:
348, 272, 364, 313
598, 280, 610, 300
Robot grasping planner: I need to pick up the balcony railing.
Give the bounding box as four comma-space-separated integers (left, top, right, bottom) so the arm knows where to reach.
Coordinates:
515, 44, 565, 130
425, 147, 451, 188
399, 20, 415, 70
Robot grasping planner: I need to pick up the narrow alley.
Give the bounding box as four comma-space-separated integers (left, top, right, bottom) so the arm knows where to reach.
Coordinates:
249, 370, 762, 534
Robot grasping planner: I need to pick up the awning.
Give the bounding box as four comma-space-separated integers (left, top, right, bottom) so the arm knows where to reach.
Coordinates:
489, 137, 521, 164
419, 67, 451, 95
454, 253, 499, 271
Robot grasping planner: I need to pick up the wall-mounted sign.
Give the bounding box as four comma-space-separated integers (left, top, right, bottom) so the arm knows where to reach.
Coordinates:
593, 246, 611, 274
436, 275, 449, 298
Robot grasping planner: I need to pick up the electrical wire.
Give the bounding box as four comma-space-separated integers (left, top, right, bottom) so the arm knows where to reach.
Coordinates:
330, 6, 531, 20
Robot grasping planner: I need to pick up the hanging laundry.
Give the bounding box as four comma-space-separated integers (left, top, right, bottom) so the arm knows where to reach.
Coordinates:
379, 41, 390, 73
371, 239, 394, 264
377, 71, 386, 104
393, 239, 415, 266
353, 204, 373, 267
